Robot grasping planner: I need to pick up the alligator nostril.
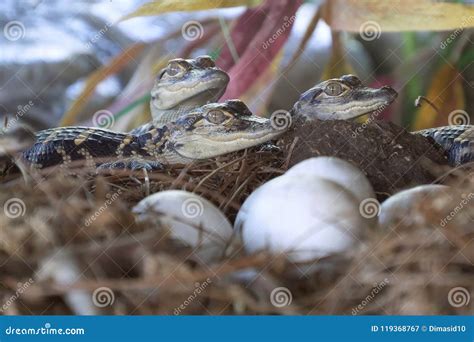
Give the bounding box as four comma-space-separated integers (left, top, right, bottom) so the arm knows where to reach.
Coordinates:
196, 56, 215, 68
382, 86, 398, 98
341, 74, 362, 86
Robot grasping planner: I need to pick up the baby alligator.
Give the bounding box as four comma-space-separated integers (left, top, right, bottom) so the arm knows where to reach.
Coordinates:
15, 100, 283, 172
291, 75, 473, 166
130, 55, 229, 135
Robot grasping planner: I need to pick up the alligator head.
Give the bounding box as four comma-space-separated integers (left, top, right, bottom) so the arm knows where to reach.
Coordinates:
168, 100, 284, 161
151, 56, 229, 116
291, 75, 398, 120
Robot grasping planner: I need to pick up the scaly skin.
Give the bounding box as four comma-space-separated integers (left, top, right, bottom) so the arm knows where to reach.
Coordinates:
415, 125, 474, 166
17, 100, 284, 172
130, 56, 229, 135
292, 75, 473, 166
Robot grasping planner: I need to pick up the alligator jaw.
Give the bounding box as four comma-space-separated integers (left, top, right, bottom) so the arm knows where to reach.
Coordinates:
171, 121, 283, 160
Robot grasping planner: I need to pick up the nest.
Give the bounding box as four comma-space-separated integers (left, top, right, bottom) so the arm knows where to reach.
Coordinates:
285, 118, 451, 200
0, 120, 473, 315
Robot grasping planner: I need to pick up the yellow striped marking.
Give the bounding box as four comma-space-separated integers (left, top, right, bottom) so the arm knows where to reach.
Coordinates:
74, 130, 93, 146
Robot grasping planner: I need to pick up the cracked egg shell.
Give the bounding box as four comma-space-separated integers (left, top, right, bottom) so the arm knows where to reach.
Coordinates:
133, 190, 233, 263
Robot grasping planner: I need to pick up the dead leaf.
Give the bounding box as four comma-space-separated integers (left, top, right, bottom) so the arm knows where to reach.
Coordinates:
123, 0, 262, 20
324, 0, 474, 32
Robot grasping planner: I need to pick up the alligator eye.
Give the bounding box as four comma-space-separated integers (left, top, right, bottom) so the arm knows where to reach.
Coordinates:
206, 110, 228, 124
166, 62, 186, 77
324, 82, 344, 96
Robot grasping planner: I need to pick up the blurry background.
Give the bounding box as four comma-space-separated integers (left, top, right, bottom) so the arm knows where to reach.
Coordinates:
0, 0, 473, 132
1, 0, 473, 316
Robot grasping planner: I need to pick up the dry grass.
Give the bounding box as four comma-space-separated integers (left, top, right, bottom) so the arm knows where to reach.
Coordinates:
0, 135, 473, 315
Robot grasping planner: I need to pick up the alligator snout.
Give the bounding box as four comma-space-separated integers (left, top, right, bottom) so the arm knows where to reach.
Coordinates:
381, 86, 398, 101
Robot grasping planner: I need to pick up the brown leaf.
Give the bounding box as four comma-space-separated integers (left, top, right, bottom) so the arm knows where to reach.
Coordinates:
324, 0, 474, 32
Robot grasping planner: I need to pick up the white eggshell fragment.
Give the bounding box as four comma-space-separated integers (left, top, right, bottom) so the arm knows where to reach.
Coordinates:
286, 157, 375, 203
378, 184, 450, 228
133, 190, 233, 263
236, 175, 370, 263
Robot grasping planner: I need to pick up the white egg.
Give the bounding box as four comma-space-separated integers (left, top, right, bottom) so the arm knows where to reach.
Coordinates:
133, 190, 233, 263
378, 184, 450, 228
236, 175, 370, 263
286, 157, 375, 203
